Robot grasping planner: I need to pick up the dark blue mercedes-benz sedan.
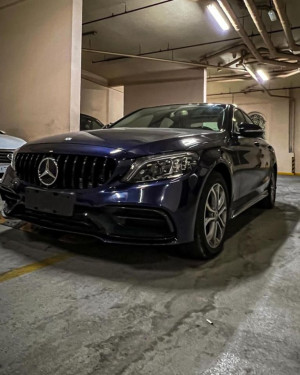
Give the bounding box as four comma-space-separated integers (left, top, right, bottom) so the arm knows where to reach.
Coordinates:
0, 104, 277, 258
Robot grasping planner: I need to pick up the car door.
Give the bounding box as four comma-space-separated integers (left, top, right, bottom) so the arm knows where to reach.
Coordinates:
230, 108, 263, 205
241, 111, 271, 194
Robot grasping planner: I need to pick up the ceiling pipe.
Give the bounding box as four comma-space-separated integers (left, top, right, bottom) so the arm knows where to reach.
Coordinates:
217, 0, 300, 68
222, 57, 243, 67
208, 76, 250, 82
198, 43, 245, 62
90, 26, 300, 65
243, 0, 300, 61
208, 67, 296, 82
276, 69, 300, 78
83, 0, 174, 26
83, 47, 246, 71
207, 86, 300, 96
273, 0, 300, 52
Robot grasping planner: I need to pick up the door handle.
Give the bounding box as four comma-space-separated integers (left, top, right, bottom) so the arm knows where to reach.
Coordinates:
254, 141, 260, 147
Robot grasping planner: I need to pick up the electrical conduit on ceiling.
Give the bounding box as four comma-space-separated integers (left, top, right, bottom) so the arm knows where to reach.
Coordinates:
273, 0, 300, 52
217, 0, 300, 68
243, 0, 300, 61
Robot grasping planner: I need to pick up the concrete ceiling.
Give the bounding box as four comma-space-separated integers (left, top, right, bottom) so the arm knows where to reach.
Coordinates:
82, 0, 300, 86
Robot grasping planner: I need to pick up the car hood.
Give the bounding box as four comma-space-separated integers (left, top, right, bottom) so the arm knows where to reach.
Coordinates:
0, 135, 26, 149
23, 128, 224, 157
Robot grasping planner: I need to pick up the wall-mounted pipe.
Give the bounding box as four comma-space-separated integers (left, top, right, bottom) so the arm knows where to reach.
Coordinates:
273, 0, 300, 52
243, 0, 300, 61
217, 0, 300, 69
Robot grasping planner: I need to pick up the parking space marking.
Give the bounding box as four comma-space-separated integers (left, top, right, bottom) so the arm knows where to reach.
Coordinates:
0, 253, 73, 283
0, 216, 6, 224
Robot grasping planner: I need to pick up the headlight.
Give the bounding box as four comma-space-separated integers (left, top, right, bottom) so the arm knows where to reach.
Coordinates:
123, 152, 199, 183
10, 148, 19, 170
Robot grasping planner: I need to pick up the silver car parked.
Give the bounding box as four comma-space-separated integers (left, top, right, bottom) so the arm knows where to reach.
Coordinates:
0, 131, 26, 179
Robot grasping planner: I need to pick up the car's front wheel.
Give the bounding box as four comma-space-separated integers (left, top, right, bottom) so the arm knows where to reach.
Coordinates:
185, 171, 229, 259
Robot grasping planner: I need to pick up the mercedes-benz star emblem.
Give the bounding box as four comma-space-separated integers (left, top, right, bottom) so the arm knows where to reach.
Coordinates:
38, 157, 58, 186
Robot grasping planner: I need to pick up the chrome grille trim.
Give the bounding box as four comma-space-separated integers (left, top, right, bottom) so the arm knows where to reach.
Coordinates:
15, 153, 117, 189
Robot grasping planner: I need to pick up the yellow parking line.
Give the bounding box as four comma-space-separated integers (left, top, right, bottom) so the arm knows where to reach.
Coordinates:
20, 223, 34, 232
0, 253, 73, 283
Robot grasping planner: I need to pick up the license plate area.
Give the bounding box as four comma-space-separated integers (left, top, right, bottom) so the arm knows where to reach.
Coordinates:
25, 187, 75, 216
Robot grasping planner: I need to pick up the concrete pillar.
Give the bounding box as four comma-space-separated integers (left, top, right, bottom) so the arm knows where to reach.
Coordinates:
124, 69, 206, 115
0, 0, 82, 141
80, 73, 124, 125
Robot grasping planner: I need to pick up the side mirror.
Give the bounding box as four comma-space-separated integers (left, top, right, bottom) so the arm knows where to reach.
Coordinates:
239, 123, 264, 137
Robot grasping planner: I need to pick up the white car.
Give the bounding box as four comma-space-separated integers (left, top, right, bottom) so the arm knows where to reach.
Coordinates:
0, 131, 26, 179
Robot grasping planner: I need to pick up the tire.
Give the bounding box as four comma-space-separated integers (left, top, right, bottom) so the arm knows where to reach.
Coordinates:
185, 171, 229, 259
258, 168, 276, 209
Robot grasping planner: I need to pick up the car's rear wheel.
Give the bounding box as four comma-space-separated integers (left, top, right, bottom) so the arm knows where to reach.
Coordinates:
185, 171, 229, 259
258, 168, 276, 209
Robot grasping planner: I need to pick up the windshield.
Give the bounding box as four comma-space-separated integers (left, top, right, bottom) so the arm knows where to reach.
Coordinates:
112, 104, 226, 132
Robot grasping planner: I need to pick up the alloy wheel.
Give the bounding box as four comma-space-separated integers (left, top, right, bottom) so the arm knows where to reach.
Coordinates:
204, 183, 228, 248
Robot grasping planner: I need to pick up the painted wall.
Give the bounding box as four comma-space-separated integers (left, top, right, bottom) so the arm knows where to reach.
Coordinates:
0, 0, 82, 142
208, 79, 300, 174
124, 70, 206, 114
108, 87, 124, 124
80, 79, 124, 124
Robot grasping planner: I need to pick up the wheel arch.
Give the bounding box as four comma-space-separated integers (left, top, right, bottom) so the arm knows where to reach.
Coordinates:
212, 163, 232, 204
191, 161, 233, 237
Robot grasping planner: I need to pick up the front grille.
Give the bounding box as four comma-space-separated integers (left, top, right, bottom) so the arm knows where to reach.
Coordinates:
15, 153, 117, 189
0, 150, 13, 163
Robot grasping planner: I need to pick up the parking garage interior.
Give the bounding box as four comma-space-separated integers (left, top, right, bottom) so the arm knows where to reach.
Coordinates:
0, 0, 300, 374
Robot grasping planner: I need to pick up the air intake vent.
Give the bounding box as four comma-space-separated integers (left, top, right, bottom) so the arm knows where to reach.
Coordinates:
0, 150, 13, 163
15, 153, 117, 189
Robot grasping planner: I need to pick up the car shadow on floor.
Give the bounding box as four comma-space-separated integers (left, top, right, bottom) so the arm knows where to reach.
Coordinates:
0, 201, 299, 290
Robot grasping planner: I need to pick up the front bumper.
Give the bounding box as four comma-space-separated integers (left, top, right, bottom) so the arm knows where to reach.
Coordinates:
0, 163, 10, 180
0, 167, 202, 245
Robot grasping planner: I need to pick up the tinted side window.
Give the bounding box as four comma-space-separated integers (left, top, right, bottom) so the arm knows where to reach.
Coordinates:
91, 120, 102, 130
233, 109, 246, 133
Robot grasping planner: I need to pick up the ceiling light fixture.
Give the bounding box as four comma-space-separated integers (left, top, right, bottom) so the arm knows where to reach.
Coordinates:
207, 3, 230, 31
244, 64, 270, 84
256, 69, 269, 82
243, 64, 258, 81
268, 9, 277, 22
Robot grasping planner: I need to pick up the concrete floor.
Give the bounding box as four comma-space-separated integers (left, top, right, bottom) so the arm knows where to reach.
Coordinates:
0, 176, 299, 375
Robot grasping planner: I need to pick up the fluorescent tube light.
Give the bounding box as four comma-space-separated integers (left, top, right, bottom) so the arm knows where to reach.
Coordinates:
207, 3, 230, 31
244, 64, 258, 81
256, 69, 269, 82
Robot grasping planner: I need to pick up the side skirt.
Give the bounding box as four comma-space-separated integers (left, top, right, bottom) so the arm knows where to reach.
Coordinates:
231, 191, 268, 219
